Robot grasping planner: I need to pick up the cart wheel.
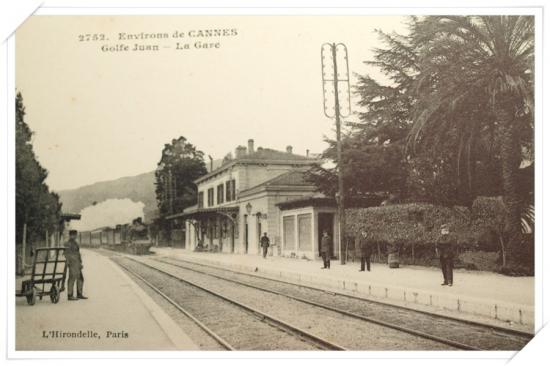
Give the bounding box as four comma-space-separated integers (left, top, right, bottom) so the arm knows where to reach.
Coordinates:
26, 288, 36, 306
50, 285, 60, 304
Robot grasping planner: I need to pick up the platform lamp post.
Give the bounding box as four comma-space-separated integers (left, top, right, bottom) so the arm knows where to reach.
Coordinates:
321, 43, 351, 265
245, 203, 252, 254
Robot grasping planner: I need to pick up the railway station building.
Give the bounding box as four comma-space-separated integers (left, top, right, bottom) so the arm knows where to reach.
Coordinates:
168, 139, 341, 260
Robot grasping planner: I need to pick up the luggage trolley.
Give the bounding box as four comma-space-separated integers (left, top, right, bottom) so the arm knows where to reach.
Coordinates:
16, 247, 67, 305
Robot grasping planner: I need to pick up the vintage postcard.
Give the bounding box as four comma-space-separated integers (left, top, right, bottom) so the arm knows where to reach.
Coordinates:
8, 6, 543, 361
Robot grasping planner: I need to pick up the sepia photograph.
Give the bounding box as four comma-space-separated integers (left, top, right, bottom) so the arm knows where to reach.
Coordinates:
11, 10, 538, 354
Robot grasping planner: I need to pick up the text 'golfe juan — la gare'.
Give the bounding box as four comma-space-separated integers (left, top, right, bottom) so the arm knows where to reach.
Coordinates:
100, 28, 239, 52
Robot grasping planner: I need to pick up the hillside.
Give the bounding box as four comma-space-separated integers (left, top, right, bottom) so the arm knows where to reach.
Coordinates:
57, 159, 223, 223
57, 171, 158, 221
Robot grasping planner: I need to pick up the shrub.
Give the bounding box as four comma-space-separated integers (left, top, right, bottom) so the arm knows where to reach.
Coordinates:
499, 264, 534, 276
459, 250, 500, 272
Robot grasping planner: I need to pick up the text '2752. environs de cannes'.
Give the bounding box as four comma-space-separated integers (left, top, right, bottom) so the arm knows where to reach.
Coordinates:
77, 28, 239, 53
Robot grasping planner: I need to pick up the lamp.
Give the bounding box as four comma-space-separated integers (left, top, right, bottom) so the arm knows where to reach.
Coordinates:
246, 202, 252, 214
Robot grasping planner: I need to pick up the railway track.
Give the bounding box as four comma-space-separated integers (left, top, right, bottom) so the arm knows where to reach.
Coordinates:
117, 255, 459, 350
113, 256, 347, 351
146, 255, 533, 351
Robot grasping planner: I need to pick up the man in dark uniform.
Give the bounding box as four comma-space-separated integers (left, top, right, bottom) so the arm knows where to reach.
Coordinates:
358, 230, 372, 272
436, 224, 456, 286
320, 230, 331, 269
64, 230, 88, 300
260, 232, 270, 258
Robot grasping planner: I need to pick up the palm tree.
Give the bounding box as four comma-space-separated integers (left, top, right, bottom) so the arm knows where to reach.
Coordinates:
407, 16, 534, 265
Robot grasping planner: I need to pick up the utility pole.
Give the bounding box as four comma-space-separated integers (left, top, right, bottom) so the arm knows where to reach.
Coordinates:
172, 172, 177, 212
167, 168, 173, 215
21, 222, 27, 274
321, 43, 351, 264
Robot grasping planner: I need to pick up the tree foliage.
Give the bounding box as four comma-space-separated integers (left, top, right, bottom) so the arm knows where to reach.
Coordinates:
313, 17, 532, 206
16, 92, 62, 245
407, 16, 534, 263
309, 16, 534, 273
306, 134, 408, 201
154, 136, 208, 217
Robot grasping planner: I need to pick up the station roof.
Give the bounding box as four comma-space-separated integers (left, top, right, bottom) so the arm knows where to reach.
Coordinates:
195, 148, 320, 184
237, 169, 319, 200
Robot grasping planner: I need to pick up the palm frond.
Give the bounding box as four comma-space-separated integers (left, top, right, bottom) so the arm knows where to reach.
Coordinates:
521, 204, 534, 234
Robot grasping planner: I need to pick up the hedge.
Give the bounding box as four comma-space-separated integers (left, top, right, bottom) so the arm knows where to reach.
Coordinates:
346, 202, 474, 245
344, 197, 530, 272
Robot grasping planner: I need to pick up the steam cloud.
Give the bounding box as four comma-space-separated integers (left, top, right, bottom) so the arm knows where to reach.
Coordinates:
72, 198, 145, 231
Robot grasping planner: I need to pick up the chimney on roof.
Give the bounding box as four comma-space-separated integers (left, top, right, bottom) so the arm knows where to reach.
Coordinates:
248, 139, 255, 154
286, 145, 293, 154
235, 146, 247, 159
306, 149, 309, 157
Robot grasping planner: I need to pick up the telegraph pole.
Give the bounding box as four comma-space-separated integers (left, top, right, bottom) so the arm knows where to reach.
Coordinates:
321, 43, 351, 265
166, 168, 173, 215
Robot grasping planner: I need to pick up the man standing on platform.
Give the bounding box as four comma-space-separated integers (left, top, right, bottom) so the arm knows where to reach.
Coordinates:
320, 230, 331, 269
64, 230, 88, 300
358, 230, 372, 272
436, 224, 456, 286
260, 232, 270, 258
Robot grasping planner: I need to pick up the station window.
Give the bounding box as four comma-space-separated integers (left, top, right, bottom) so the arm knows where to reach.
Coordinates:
298, 214, 312, 251
207, 188, 214, 207
283, 216, 296, 251
217, 184, 224, 204
225, 179, 236, 201
198, 191, 204, 208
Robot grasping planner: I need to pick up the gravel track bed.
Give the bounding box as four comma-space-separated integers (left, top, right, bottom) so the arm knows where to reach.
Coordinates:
106, 255, 225, 350
156, 256, 530, 350
139, 257, 455, 350
113, 257, 320, 350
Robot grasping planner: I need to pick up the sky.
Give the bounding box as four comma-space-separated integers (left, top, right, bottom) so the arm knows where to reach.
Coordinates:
16, 15, 408, 191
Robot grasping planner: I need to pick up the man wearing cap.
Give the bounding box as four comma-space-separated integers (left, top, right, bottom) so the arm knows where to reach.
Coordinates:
436, 224, 456, 286
358, 230, 373, 272
64, 230, 88, 300
320, 230, 332, 269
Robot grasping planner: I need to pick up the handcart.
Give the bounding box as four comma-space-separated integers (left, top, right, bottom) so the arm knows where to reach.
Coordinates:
16, 247, 67, 305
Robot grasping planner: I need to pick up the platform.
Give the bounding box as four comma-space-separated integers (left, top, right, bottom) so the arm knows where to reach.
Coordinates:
15, 249, 198, 351
151, 247, 535, 331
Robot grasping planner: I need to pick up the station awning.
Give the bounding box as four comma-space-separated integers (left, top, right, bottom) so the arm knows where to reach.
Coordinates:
166, 206, 239, 220
276, 194, 384, 210
60, 213, 81, 221
276, 197, 336, 210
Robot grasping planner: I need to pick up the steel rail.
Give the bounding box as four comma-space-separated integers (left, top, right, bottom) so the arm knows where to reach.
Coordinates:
149, 257, 477, 350
121, 257, 348, 351
157, 255, 534, 340
115, 260, 235, 350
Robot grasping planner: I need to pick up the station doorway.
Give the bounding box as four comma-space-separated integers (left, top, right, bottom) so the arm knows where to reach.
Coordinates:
317, 213, 335, 257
